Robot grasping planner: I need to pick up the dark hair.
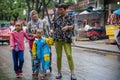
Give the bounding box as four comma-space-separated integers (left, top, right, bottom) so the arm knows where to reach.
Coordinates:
56, 3, 69, 10
15, 21, 23, 31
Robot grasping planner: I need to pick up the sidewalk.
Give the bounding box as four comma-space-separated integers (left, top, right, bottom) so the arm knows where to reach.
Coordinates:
74, 40, 120, 53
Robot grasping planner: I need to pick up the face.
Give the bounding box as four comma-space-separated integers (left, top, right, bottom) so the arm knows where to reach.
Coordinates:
58, 8, 66, 16
36, 29, 43, 38
15, 22, 22, 32
32, 12, 38, 21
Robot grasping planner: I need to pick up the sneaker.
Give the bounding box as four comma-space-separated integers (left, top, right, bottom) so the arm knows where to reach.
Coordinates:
49, 66, 52, 72
40, 76, 45, 80
71, 74, 77, 80
56, 72, 62, 79
32, 71, 35, 76
34, 71, 39, 79
45, 69, 50, 76
16, 73, 20, 78
19, 69, 23, 75
46, 69, 50, 74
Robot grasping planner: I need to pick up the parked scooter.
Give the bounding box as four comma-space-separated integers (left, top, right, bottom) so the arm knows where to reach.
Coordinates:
115, 29, 120, 49
86, 26, 106, 41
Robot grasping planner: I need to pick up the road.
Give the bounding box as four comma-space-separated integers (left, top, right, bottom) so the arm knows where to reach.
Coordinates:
0, 43, 120, 80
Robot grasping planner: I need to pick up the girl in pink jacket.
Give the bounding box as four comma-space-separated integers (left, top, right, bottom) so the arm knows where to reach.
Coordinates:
10, 21, 35, 78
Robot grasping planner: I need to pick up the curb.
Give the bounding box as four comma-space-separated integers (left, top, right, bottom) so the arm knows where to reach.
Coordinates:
73, 45, 120, 54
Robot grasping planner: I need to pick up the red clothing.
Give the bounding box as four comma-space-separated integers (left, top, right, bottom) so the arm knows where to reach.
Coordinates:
10, 30, 34, 50
29, 40, 34, 49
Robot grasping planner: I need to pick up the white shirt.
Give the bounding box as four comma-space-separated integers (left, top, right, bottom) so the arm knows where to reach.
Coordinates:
84, 25, 92, 31
10, 25, 15, 31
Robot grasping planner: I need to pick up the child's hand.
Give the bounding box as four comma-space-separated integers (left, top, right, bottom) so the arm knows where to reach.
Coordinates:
10, 47, 14, 51
32, 55, 36, 59
33, 34, 37, 38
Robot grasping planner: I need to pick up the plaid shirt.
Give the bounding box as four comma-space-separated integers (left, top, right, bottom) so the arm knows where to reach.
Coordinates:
52, 15, 74, 43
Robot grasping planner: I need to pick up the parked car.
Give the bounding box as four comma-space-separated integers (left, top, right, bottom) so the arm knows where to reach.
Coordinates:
0, 20, 11, 45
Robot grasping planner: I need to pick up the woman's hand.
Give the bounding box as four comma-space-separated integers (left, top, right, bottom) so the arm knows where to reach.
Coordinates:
62, 26, 69, 31
62, 25, 74, 31
68, 26, 74, 30
49, 30, 54, 35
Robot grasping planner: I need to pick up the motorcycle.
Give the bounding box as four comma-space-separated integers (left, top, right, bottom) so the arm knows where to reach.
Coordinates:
114, 29, 120, 49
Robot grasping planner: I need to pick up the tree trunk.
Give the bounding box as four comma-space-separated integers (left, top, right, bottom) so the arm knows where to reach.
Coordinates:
36, 0, 39, 11
32, 0, 35, 9
26, 0, 32, 21
42, 0, 52, 29
59, 0, 64, 4
13, 13, 19, 21
37, 2, 42, 14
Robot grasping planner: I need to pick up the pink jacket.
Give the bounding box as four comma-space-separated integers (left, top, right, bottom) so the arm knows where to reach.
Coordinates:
10, 30, 34, 50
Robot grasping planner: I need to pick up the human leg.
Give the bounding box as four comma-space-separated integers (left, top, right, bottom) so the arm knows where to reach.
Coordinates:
55, 41, 63, 79
64, 42, 76, 80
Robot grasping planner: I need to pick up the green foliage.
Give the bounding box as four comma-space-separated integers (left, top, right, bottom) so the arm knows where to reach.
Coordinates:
0, 0, 26, 20
0, 0, 95, 20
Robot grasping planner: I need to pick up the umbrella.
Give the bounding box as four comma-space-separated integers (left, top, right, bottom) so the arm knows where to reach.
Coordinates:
79, 10, 89, 15
114, 9, 120, 15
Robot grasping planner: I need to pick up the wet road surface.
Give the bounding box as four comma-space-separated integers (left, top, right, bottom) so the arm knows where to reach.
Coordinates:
0, 43, 120, 80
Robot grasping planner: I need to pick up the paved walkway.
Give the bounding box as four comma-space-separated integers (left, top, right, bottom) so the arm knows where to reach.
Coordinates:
74, 40, 120, 53
0, 45, 120, 80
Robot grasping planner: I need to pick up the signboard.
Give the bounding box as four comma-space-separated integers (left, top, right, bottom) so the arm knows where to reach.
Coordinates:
69, 0, 90, 9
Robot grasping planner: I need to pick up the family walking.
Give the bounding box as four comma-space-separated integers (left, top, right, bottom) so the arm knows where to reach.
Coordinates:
10, 3, 77, 80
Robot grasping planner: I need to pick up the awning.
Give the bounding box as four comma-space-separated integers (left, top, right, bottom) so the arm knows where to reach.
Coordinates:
69, 0, 90, 9
75, 13, 102, 20
106, 0, 120, 4
79, 11, 89, 15
114, 9, 120, 15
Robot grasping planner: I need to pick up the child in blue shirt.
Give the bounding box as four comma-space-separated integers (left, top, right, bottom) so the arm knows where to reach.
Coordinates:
32, 29, 53, 79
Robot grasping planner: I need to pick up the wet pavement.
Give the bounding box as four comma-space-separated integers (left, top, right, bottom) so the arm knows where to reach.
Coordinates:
75, 40, 120, 53
0, 43, 120, 80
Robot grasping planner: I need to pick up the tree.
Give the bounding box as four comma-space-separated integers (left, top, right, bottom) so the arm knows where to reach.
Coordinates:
25, 0, 52, 20
0, 0, 26, 21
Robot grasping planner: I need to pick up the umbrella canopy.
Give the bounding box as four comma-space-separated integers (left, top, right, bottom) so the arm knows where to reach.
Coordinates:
114, 9, 120, 15
76, 12, 102, 20
79, 10, 89, 15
